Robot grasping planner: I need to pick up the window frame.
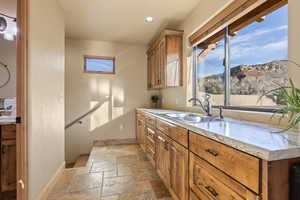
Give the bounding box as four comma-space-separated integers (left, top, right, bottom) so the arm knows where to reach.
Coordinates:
192, 6, 288, 113
83, 55, 116, 74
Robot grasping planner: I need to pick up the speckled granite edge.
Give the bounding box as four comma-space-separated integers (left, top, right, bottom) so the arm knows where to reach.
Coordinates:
137, 108, 300, 161
0, 116, 16, 125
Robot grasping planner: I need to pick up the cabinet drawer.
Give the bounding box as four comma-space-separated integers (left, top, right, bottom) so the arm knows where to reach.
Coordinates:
190, 189, 213, 200
145, 114, 156, 127
189, 132, 260, 193
146, 127, 156, 146
146, 144, 156, 167
1, 125, 16, 140
156, 119, 188, 147
190, 153, 258, 200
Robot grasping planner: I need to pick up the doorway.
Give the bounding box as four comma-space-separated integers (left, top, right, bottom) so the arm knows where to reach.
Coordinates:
0, 0, 27, 199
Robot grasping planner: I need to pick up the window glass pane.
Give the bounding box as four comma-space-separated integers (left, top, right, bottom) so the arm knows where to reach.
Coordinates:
197, 38, 225, 106
230, 5, 288, 107
85, 58, 114, 73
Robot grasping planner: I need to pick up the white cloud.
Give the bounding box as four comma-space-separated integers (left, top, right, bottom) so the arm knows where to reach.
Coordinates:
231, 25, 288, 45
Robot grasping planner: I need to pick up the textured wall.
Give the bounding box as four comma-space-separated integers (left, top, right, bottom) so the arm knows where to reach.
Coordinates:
28, 0, 65, 199
65, 39, 158, 163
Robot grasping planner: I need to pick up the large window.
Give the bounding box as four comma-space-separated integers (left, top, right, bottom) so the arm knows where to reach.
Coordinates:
194, 5, 288, 111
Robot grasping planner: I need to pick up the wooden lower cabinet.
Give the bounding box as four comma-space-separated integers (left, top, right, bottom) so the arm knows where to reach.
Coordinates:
169, 141, 189, 200
136, 114, 146, 151
190, 152, 258, 200
1, 140, 16, 192
145, 126, 156, 167
156, 131, 170, 187
190, 189, 212, 200
0, 124, 17, 193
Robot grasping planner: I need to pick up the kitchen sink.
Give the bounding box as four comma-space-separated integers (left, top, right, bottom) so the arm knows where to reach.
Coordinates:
163, 113, 222, 123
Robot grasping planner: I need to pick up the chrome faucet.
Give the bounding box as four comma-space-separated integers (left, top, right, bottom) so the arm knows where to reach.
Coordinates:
188, 94, 212, 116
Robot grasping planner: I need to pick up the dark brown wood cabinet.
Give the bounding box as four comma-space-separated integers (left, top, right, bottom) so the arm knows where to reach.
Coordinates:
147, 29, 183, 89
1, 140, 16, 192
0, 124, 17, 193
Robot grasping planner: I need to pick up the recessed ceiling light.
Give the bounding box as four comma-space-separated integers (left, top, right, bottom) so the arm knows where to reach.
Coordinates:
145, 16, 154, 23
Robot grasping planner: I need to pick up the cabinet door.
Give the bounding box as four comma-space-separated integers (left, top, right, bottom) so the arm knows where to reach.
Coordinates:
156, 131, 170, 187
147, 51, 155, 89
157, 39, 166, 88
169, 141, 189, 200
145, 126, 156, 167
140, 119, 146, 152
136, 118, 143, 143
166, 35, 183, 87
154, 46, 160, 88
1, 140, 16, 192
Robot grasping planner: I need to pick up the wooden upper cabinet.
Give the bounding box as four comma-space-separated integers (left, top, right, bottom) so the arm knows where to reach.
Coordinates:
147, 29, 183, 89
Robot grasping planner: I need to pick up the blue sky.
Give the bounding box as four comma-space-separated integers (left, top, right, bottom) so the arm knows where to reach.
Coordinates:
86, 58, 114, 72
198, 5, 288, 77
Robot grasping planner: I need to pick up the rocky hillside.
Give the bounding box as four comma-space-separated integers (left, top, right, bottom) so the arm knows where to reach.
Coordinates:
199, 60, 289, 104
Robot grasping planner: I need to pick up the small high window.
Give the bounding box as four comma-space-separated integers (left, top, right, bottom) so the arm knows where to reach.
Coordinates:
84, 56, 115, 74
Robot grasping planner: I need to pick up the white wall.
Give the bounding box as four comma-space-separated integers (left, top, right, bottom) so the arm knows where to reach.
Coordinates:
65, 39, 157, 163
28, 0, 65, 199
0, 37, 16, 98
160, 0, 300, 125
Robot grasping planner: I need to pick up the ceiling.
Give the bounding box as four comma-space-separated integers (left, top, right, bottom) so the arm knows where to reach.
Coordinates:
58, 0, 200, 44
0, 0, 16, 18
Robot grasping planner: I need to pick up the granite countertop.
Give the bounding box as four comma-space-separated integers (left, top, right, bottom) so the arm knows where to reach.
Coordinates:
137, 108, 300, 161
0, 116, 16, 125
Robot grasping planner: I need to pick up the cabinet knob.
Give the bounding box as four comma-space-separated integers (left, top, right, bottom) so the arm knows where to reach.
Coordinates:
205, 186, 218, 197
18, 179, 25, 189
205, 149, 219, 157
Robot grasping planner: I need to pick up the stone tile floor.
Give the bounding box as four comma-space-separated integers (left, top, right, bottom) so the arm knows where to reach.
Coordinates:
47, 144, 173, 200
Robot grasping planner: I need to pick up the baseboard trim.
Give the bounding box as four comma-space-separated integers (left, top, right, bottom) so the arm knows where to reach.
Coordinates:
38, 161, 65, 200
93, 138, 137, 146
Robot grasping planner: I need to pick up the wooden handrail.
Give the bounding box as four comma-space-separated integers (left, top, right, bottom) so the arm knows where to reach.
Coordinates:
65, 102, 102, 129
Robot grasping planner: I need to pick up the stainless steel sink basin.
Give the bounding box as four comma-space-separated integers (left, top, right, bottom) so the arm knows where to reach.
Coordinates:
163, 113, 222, 123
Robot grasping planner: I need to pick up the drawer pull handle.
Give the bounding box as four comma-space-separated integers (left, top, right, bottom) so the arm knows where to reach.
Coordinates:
205, 149, 219, 156
147, 128, 155, 135
157, 136, 166, 143
205, 186, 218, 197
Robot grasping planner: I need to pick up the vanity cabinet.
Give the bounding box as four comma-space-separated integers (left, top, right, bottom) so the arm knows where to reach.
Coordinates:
0, 124, 16, 193
1, 140, 16, 192
147, 29, 183, 89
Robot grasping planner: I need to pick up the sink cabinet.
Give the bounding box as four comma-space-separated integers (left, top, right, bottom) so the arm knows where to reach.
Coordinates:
156, 130, 170, 187
136, 110, 300, 200
147, 29, 183, 89
169, 140, 189, 200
